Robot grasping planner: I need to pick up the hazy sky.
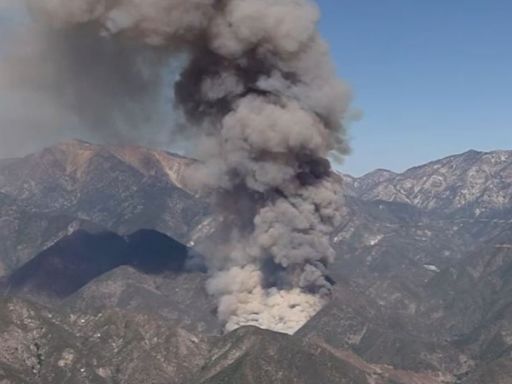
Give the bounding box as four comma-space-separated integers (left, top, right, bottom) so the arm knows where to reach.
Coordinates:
317, 0, 512, 175
0, 1, 510, 175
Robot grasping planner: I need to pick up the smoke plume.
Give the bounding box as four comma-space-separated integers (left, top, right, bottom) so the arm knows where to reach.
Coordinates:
25, 0, 351, 334
0, 2, 177, 157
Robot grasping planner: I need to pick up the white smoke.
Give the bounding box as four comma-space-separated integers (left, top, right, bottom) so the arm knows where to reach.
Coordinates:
23, 0, 352, 334
207, 265, 325, 334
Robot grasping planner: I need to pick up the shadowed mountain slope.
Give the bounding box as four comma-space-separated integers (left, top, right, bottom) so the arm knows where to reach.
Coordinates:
6, 229, 190, 298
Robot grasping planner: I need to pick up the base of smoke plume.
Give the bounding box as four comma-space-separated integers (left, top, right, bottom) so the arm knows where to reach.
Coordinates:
207, 264, 326, 335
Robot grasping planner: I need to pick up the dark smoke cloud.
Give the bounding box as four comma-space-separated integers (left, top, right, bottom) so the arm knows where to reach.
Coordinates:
17, 0, 352, 334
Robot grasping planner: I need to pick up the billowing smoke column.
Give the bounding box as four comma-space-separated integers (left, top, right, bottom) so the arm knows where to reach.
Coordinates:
29, 0, 351, 334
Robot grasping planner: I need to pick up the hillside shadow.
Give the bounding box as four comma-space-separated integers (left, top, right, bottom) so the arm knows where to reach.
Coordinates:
5, 229, 204, 298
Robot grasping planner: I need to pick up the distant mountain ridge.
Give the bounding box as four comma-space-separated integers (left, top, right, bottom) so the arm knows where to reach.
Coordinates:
0, 140, 205, 235
343, 149, 512, 217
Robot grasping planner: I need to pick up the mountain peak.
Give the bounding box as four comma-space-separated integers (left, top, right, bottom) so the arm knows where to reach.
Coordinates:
462, 149, 483, 155
360, 168, 397, 180
54, 138, 96, 148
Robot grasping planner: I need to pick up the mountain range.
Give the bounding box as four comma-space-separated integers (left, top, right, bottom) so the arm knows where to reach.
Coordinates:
0, 140, 511, 383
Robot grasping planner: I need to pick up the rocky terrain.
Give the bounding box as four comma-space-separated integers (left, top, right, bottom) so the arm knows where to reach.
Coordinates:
0, 141, 511, 383
0, 297, 210, 384
343, 149, 512, 218
0, 140, 209, 276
